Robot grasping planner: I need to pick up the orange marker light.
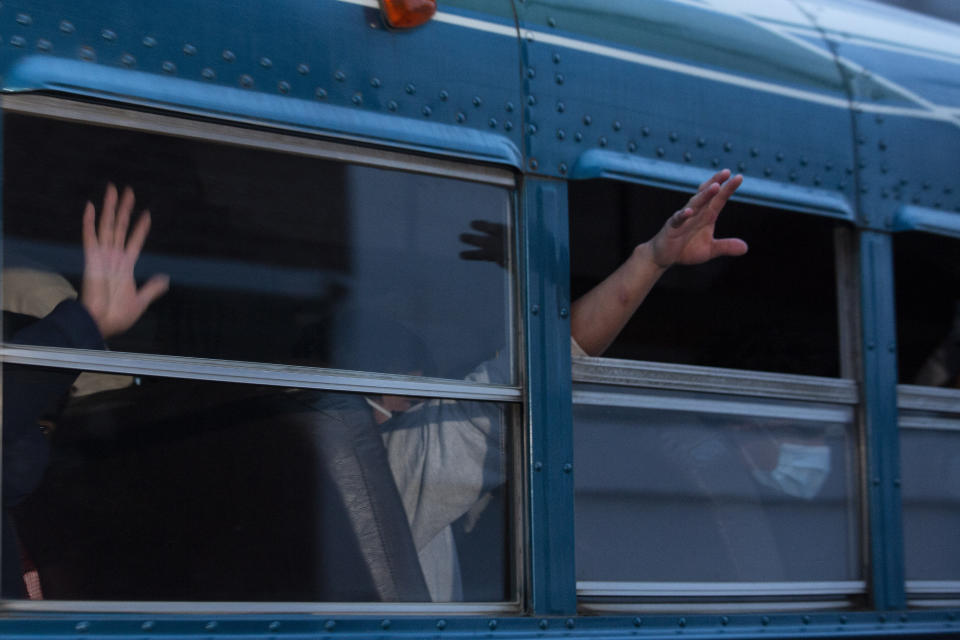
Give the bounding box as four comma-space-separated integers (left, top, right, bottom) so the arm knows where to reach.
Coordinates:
379, 0, 437, 29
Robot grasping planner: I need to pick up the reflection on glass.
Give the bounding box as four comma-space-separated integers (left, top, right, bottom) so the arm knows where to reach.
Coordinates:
2, 114, 514, 382
574, 390, 859, 583
901, 417, 960, 581
2, 369, 512, 602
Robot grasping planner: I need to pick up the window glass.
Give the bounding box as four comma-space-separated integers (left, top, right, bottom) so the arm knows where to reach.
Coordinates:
899, 412, 960, 581
3, 114, 514, 382
2, 369, 514, 602
894, 232, 960, 585
574, 385, 860, 583
570, 180, 840, 377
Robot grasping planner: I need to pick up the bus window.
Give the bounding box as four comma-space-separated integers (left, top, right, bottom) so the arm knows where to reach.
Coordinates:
1, 106, 518, 604
569, 180, 861, 607
3, 113, 515, 383
894, 232, 960, 596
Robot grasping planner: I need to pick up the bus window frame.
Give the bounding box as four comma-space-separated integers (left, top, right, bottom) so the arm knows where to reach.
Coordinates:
0, 94, 526, 614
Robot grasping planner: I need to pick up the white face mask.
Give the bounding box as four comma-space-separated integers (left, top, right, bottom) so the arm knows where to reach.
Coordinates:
752, 442, 831, 500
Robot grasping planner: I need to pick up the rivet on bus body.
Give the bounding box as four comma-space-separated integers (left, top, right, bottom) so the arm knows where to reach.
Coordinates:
574, 132, 583, 142
839, 615, 847, 624
527, 95, 536, 106
59, 21, 76, 34
182, 43, 197, 55
529, 158, 538, 170
505, 101, 515, 112
489, 619, 498, 630
489, 118, 498, 128
205, 621, 218, 631
583, 115, 592, 125
547, 17, 557, 27
142, 621, 155, 630
669, 132, 678, 142
632, 617, 642, 627
316, 88, 328, 99
764, 168, 772, 177
78, 44, 95, 58
683, 152, 692, 162
533, 461, 543, 471
888, 342, 896, 352
867, 342, 876, 351
554, 101, 565, 113
421, 105, 431, 116
325, 620, 336, 631
122, 53, 138, 67
814, 176, 822, 186
612, 121, 621, 131
15, 13, 32, 25
641, 127, 650, 137
527, 67, 536, 79
556, 129, 565, 140
528, 124, 538, 135
370, 77, 381, 88
845, 166, 854, 175
555, 73, 564, 85
749, 147, 758, 157
239, 74, 254, 87
762, 616, 770, 626
297, 63, 310, 75
559, 163, 568, 175
552, 52, 561, 63
878, 140, 887, 151
473, 96, 483, 107
37, 39, 52, 52
268, 621, 281, 632
438, 89, 449, 101
563, 462, 573, 473
711, 158, 720, 167
677, 618, 686, 628
775, 152, 784, 161
875, 115, 885, 124
335, 71, 347, 82
790, 172, 798, 182
900, 614, 908, 623
912, 196, 921, 204
380, 620, 390, 630
222, 49, 235, 62
803, 616, 811, 624
565, 619, 575, 629
504, 121, 513, 131
881, 190, 889, 199
102, 29, 118, 42
436, 620, 447, 630
656, 147, 665, 158
800, 156, 808, 166
259, 57, 272, 69
723, 141, 732, 152
697, 137, 706, 147
387, 100, 397, 111
838, 183, 847, 191
878, 614, 887, 623
737, 161, 746, 172
945, 186, 953, 195
143, 36, 158, 47
893, 478, 901, 487
720, 617, 728, 626
456, 112, 466, 123
538, 619, 549, 630
628, 142, 637, 152
353, 93, 365, 105
860, 186, 868, 194
75, 622, 90, 632
201, 67, 215, 80
279, 81, 291, 94
598, 137, 607, 147
857, 135, 866, 145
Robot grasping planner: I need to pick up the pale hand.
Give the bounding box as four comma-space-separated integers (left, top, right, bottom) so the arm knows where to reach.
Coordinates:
648, 169, 748, 268
80, 183, 169, 339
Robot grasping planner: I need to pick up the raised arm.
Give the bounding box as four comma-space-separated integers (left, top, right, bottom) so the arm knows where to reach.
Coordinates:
570, 169, 747, 357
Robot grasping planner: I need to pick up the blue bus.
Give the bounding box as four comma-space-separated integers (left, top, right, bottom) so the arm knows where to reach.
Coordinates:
0, 0, 959, 638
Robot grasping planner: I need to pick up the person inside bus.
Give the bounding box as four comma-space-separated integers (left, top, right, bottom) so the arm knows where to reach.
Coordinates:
2, 184, 169, 598
3, 169, 745, 601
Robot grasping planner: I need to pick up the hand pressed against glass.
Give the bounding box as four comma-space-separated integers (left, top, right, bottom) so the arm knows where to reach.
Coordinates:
80, 183, 169, 338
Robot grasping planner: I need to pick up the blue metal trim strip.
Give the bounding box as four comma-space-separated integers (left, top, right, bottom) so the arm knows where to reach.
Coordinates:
569, 149, 855, 220
522, 177, 576, 615
3, 57, 523, 169
858, 230, 905, 610
892, 205, 960, 238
